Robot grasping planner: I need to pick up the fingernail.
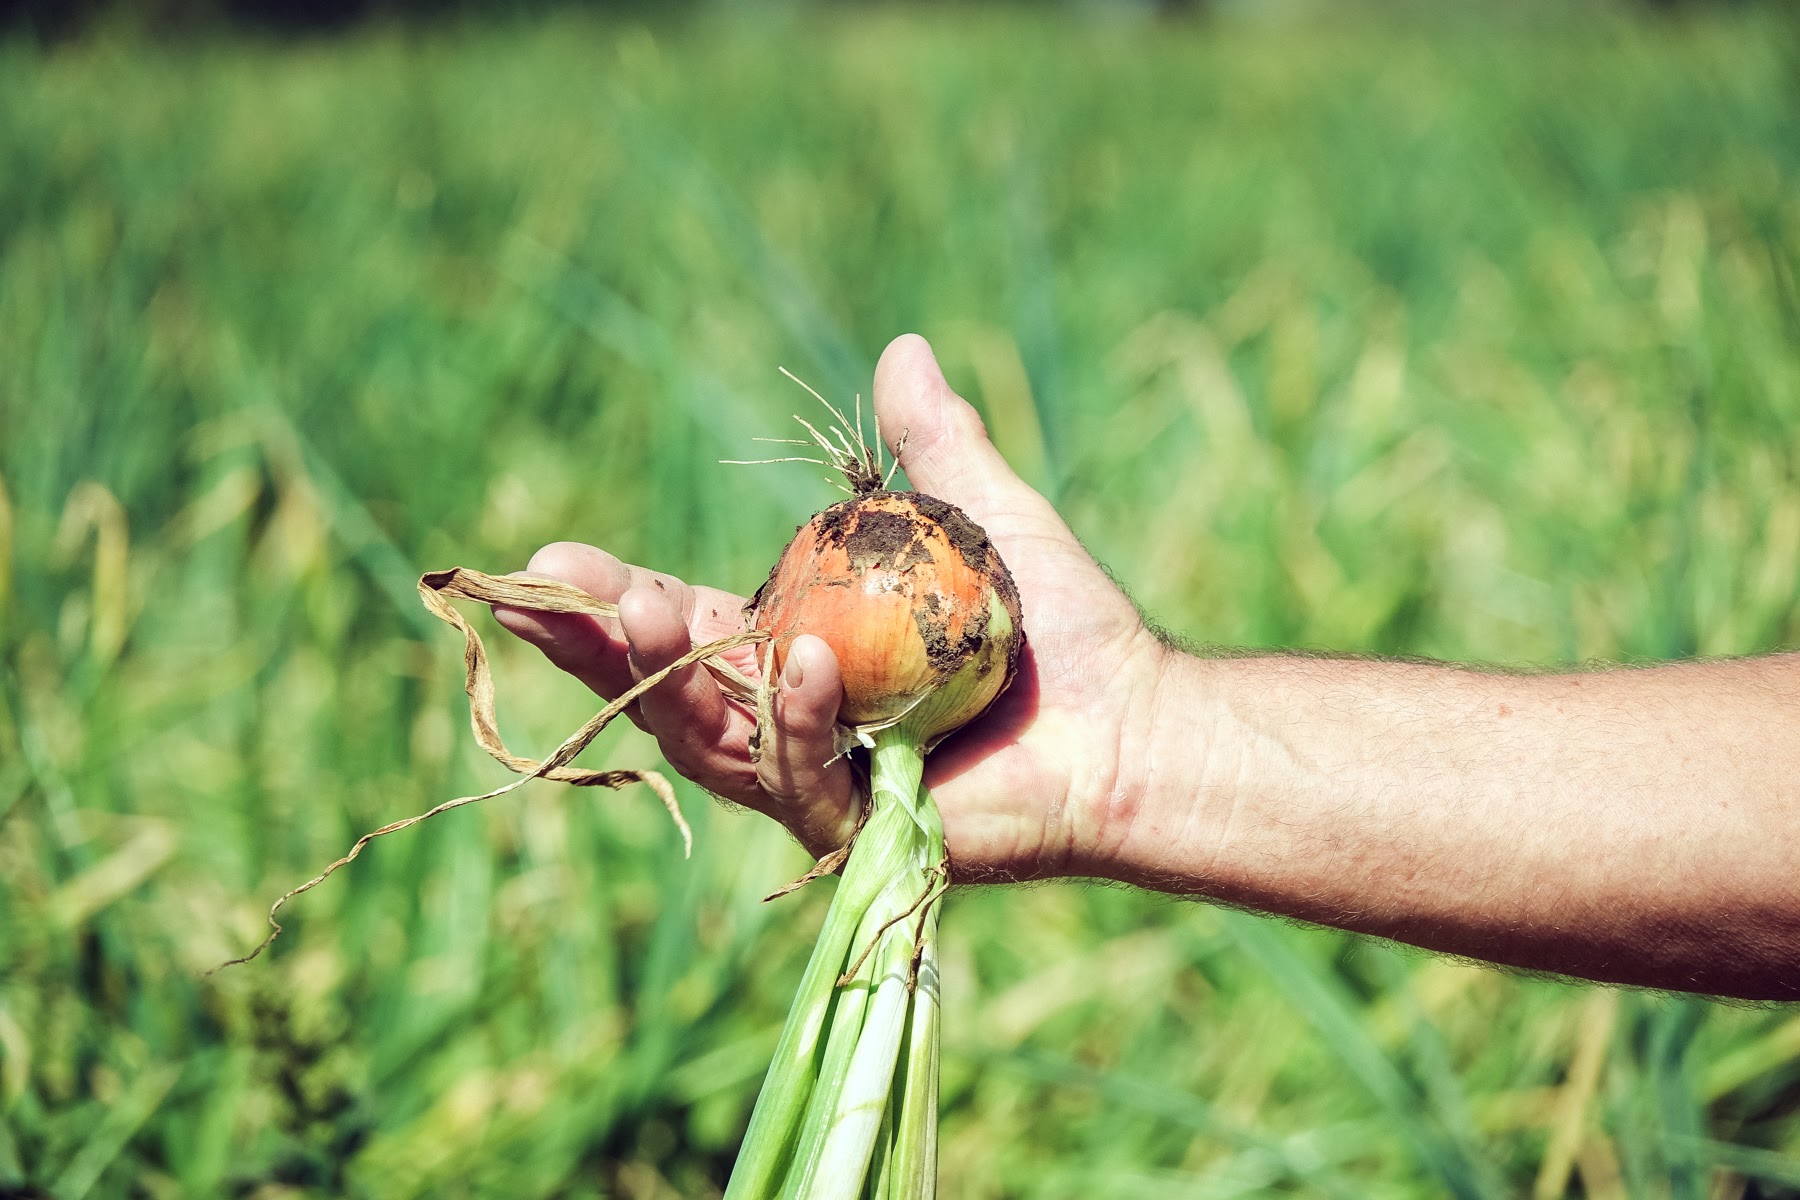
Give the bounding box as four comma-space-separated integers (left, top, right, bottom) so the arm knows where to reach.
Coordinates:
783, 649, 805, 689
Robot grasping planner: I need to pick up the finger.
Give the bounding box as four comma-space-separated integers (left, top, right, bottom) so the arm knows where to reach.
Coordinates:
758, 634, 857, 853
872, 333, 1057, 530
493, 542, 635, 699
614, 563, 762, 698
619, 584, 757, 796
618, 563, 750, 645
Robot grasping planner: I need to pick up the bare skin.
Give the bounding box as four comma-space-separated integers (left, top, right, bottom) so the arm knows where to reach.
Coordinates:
498, 334, 1800, 1003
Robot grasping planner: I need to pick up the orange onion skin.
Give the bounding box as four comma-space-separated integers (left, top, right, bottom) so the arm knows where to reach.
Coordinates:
751, 491, 1022, 741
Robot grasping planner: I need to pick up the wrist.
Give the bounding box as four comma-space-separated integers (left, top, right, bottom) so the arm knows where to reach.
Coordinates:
1079, 644, 1240, 892
1062, 633, 1195, 883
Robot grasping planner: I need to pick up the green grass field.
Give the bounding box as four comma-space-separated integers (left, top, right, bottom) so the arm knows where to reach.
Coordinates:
3, 4, 1800, 1196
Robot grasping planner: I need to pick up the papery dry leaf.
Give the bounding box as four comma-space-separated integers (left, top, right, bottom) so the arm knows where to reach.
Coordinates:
211, 567, 767, 972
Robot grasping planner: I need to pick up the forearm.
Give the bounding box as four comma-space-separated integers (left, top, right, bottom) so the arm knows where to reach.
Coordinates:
1098, 650, 1800, 1001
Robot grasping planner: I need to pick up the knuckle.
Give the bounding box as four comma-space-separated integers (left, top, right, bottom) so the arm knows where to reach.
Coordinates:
950, 395, 989, 442
645, 689, 729, 765
756, 756, 801, 803
653, 727, 712, 780
759, 741, 840, 806
661, 736, 751, 798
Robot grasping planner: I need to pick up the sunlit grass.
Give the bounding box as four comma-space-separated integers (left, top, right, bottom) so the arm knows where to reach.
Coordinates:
2, 5, 1798, 1196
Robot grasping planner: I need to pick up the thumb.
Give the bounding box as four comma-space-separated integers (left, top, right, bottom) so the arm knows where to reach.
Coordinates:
873, 334, 1146, 653
872, 334, 1053, 530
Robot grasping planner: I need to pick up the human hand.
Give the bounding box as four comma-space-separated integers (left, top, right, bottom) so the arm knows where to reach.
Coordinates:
495, 334, 1168, 882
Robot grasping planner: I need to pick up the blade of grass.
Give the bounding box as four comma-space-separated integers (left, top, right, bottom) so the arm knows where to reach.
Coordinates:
1220, 913, 1504, 1200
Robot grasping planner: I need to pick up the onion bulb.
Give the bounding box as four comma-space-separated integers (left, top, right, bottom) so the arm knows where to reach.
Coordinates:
750, 490, 1022, 747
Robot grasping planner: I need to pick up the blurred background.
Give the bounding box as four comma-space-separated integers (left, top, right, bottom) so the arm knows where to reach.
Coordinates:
3, 0, 1799, 1196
